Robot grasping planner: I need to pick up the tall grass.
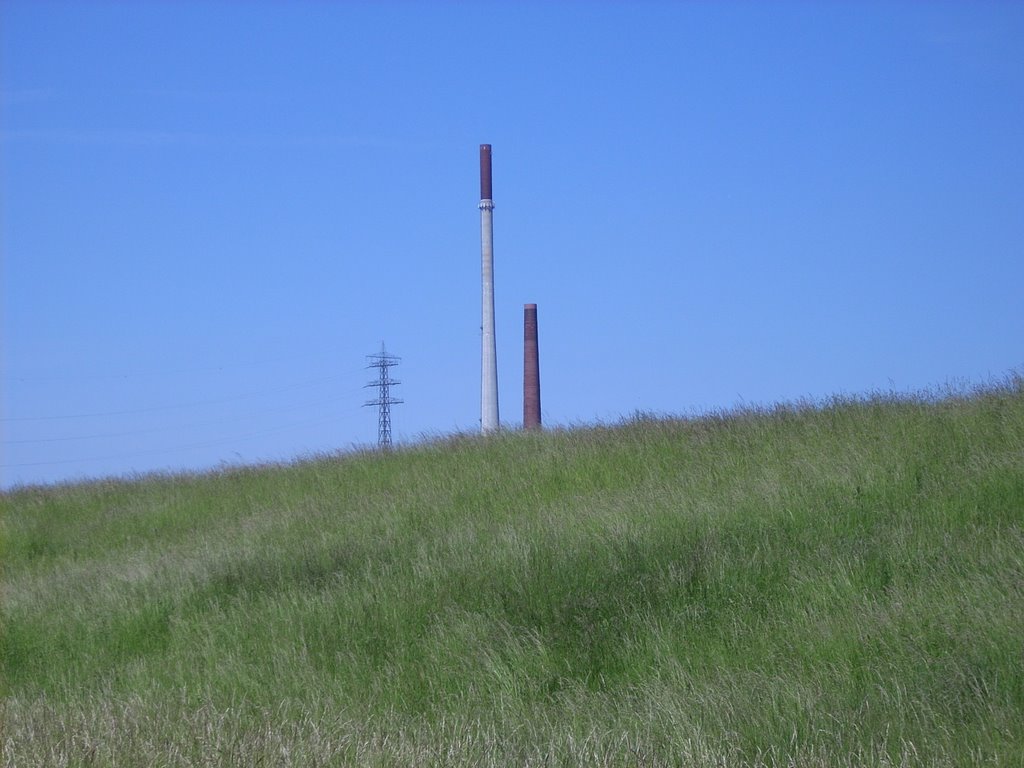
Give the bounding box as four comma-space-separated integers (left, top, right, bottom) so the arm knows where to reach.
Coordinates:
3, 378, 1023, 766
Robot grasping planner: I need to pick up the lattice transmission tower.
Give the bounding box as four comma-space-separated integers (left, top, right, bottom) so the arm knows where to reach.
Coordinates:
363, 343, 402, 449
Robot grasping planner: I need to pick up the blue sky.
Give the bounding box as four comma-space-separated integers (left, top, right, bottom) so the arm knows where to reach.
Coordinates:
3, 1, 1022, 488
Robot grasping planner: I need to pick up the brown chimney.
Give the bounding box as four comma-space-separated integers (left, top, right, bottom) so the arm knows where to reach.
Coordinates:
523, 303, 541, 429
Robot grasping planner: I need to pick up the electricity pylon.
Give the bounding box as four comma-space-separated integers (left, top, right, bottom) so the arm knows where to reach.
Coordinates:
363, 343, 402, 449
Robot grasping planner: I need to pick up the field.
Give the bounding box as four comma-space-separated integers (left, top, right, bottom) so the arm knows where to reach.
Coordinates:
3, 379, 1023, 766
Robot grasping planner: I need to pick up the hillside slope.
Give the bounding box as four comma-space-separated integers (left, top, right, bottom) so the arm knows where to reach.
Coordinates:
4, 380, 1023, 766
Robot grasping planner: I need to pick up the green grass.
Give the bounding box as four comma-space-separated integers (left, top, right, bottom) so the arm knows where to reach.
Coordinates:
3, 378, 1023, 766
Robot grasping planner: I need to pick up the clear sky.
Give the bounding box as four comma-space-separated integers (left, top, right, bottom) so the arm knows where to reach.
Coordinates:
2, 1, 1022, 488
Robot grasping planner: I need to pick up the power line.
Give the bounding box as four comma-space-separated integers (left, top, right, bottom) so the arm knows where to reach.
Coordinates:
1, 410, 357, 469
2, 392, 364, 445
6, 356, 369, 383
1, 373, 360, 422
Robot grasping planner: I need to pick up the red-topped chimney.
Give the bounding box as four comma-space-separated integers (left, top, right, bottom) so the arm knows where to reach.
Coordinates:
479, 144, 492, 201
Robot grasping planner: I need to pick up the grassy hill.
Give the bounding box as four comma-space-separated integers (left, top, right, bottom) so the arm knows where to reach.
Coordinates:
3, 379, 1023, 766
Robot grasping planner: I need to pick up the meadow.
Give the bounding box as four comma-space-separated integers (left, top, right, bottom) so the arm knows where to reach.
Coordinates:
3, 378, 1023, 766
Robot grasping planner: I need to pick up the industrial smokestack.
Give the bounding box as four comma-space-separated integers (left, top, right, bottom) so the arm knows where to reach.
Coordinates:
523, 303, 541, 429
479, 144, 499, 433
